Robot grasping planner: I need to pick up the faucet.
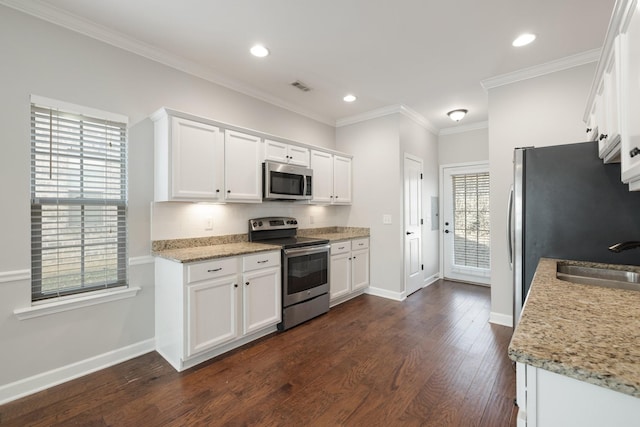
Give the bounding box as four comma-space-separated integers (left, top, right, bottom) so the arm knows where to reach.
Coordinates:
608, 241, 640, 253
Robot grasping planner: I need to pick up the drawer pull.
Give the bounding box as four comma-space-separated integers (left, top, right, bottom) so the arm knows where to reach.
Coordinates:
630, 147, 640, 158
257, 260, 269, 264
338, 246, 345, 250
207, 268, 222, 273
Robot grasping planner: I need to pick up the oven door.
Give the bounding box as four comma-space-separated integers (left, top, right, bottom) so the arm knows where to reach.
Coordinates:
282, 244, 330, 306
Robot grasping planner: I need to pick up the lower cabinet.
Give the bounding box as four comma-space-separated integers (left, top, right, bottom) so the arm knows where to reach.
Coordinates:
515, 362, 640, 427
155, 251, 280, 371
330, 238, 369, 304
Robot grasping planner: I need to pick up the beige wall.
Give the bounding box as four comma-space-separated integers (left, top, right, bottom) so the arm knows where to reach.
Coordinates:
487, 62, 597, 324
438, 127, 489, 165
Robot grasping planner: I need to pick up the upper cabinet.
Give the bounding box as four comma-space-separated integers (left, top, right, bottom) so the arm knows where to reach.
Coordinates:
310, 150, 353, 205
152, 110, 224, 202
620, 3, 640, 189
264, 139, 310, 167
224, 130, 262, 203
585, 0, 640, 189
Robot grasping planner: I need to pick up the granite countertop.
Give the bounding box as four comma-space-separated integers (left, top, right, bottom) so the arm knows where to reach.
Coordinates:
152, 226, 370, 263
509, 257, 640, 398
298, 226, 370, 242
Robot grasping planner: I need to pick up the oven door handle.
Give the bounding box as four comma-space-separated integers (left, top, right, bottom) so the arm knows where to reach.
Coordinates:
283, 244, 330, 256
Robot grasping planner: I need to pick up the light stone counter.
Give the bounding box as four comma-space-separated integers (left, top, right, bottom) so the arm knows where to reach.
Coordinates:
509, 257, 640, 398
298, 226, 370, 242
152, 239, 280, 263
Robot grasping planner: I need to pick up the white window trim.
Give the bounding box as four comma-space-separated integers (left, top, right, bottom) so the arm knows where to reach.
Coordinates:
30, 95, 128, 124
14, 286, 141, 320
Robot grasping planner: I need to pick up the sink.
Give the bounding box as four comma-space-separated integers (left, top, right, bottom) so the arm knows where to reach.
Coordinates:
556, 263, 640, 291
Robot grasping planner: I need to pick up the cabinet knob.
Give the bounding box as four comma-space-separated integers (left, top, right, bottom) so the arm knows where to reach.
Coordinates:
216, 189, 220, 193
630, 147, 640, 158
234, 284, 238, 288
227, 190, 231, 193
245, 281, 250, 286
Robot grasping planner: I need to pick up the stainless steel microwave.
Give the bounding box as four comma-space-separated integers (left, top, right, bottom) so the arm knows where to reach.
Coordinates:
263, 161, 313, 201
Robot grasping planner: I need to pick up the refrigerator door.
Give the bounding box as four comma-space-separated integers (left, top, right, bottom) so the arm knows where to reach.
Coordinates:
513, 148, 525, 327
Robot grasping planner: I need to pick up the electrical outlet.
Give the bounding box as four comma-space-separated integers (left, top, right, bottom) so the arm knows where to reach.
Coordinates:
309, 215, 315, 224
383, 214, 392, 225
205, 216, 213, 230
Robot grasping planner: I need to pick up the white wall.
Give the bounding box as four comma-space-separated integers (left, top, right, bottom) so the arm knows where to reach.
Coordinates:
438, 127, 489, 165
336, 114, 439, 297
0, 5, 337, 397
487, 63, 597, 324
399, 116, 440, 279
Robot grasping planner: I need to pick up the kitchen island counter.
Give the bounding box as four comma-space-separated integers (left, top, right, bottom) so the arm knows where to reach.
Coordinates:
509, 257, 640, 398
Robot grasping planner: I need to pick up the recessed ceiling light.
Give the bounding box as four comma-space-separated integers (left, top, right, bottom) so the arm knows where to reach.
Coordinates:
343, 94, 357, 102
512, 33, 536, 47
250, 44, 269, 58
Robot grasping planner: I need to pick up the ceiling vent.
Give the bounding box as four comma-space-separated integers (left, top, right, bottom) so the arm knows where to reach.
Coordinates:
290, 80, 311, 92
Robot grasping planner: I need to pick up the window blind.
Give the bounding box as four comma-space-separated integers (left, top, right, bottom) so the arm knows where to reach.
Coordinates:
452, 172, 490, 270
30, 100, 128, 301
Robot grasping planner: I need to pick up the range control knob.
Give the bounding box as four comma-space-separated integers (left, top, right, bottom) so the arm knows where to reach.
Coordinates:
252, 221, 258, 227
258, 221, 263, 226
293, 220, 298, 224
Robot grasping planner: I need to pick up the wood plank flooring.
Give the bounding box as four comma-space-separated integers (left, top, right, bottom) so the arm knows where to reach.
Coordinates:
0, 280, 516, 426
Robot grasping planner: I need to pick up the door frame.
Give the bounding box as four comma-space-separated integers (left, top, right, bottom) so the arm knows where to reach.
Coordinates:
439, 161, 490, 285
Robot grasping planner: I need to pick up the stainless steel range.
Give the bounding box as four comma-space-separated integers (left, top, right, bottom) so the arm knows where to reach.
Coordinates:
248, 217, 330, 330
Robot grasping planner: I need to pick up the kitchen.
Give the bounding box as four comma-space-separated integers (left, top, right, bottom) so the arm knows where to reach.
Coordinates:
1, 0, 638, 425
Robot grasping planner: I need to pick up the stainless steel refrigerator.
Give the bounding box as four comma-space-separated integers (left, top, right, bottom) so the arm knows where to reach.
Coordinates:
509, 141, 640, 326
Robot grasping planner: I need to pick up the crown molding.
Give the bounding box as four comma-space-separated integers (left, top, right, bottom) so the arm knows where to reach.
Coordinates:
480, 48, 601, 91
439, 121, 488, 136
0, 0, 335, 126
336, 104, 438, 134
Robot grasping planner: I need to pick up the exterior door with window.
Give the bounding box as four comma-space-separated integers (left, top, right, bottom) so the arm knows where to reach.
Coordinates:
443, 164, 490, 285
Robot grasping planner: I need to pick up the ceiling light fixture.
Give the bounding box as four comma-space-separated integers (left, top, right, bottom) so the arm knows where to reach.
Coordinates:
447, 109, 468, 122
250, 44, 270, 57
512, 33, 536, 47
343, 94, 357, 103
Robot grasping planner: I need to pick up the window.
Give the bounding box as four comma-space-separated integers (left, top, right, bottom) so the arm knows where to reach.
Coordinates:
452, 172, 490, 270
30, 96, 128, 302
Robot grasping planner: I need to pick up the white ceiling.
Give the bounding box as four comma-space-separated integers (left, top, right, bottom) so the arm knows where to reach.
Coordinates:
4, 0, 616, 131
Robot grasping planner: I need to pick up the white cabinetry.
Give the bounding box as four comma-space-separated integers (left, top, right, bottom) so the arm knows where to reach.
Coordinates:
620, 2, 640, 188
224, 130, 263, 202
264, 139, 310, 167
310, 150, 353, 205
329, 238, 369, 304
241, 252, 281, 335
155, 251, 280, 371
515, 362, 640, 427
152, 111, 224, 201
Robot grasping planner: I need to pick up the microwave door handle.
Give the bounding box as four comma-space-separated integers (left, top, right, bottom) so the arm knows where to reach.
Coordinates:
302, 175, 307, 197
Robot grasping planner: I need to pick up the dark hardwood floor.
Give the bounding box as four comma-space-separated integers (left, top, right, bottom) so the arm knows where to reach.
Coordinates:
0, 280, 516, 426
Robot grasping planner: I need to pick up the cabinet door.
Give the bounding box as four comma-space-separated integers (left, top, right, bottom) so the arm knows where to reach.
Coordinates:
620, 9, 640, 187
186, 276, 238, 357
288, 145, 310, 167
264, 139, 289, 163
171, 117, 224, 200
330, 252, 351, 300
225, 130, 262, 202
310, 150, 333, 203
351, 248, 370, 291
333, 155, 352, 204
242, 267, 281, 335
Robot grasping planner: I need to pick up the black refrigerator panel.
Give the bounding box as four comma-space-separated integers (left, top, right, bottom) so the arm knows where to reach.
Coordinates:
522, 141, 640, 300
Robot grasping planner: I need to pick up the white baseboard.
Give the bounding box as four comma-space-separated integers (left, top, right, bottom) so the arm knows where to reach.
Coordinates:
489, 312, 513, 327
0, 338, 155, 405
365, 286, 405, 301
423, 273, 440, 287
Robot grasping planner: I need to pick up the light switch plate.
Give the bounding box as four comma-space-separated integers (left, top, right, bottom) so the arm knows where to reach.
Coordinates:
383, 214, 392, 225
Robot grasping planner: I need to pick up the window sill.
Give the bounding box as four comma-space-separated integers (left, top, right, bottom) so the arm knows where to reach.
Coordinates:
14, 286, 141, 320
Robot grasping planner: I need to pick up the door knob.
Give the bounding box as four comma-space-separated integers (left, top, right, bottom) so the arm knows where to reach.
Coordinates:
445, 222, 449, 226
445, 230, 450, 234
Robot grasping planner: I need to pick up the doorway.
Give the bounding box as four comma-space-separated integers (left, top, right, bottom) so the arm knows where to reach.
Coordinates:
404, 154, 423, 296
441, 163, 490, 285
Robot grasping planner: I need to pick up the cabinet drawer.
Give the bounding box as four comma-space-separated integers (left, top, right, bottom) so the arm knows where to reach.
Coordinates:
243, 251, 280, 272
187, 258, 237, 283
331, 241, 351, 255
351, 238, 369, 250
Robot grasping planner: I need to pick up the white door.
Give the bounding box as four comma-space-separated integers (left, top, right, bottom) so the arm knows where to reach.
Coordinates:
224, 130, 262, 202
242, 267, 281, 335
404, 154, 423, 296
332, 155, 352, 204
310, 150, 333, 203
442, 164, 491, 285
